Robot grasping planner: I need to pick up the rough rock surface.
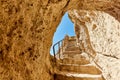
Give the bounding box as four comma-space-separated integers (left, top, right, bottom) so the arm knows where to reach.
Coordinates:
69, 10, 120, 58
0, 0, 120, 80
68, 10, 120, 80
54, 36, 105, 80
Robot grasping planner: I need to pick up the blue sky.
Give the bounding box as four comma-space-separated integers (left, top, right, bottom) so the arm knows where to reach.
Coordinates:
50, 12, 75, 55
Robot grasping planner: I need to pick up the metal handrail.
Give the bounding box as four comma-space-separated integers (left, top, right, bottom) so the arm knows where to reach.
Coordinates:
53, 39, 63, 63
52, 38, 103, 71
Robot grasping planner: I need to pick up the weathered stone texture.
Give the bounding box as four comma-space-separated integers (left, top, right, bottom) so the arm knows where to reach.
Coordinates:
68, 10, 120, 80
0, 0, 120, 80
69, 10, 120, 58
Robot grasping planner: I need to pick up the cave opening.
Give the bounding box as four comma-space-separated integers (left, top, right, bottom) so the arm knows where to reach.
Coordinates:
1, 1, 120, 80
50, 12, 75, 56
51, 9, 120, 80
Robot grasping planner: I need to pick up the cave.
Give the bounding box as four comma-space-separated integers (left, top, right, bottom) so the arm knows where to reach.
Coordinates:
0, 0, 120, 80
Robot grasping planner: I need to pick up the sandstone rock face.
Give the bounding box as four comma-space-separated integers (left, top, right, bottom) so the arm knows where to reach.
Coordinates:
0, 0, 84, 80
68, 10, 120, 80
0, 0, 120, 80
69, 10, 120, 58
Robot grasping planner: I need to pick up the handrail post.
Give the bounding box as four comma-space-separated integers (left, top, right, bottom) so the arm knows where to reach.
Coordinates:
62, 40, 63, 53
58, 42, 60, 59
53, 45, 56, 63
52, 39, 63, 64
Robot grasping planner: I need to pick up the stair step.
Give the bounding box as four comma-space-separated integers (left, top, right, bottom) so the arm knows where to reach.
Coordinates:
59, 65, 102, 74
65, 46, 80, 51
54, 72, 105, 80
59, 63, 93, 67
61, 58, 90, 65
69, 37, 76, 41
63, 51, 81, 54
67, 40, 77, 47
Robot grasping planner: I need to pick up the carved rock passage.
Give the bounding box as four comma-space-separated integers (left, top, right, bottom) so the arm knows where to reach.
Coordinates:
0, 0, 120, 80
68, 10, 120, 80
54, 36, 105, 80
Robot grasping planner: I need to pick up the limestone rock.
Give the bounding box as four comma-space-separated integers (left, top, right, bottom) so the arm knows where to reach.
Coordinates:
68, 10, 120, 80
0, 0, 120, 80
68, 10, 120, 58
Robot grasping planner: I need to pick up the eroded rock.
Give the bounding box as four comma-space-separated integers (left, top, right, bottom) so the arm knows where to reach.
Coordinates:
0, 0, 120, 80
68, 10, 120, 80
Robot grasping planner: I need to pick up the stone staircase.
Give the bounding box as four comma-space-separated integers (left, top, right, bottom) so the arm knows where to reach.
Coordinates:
54, 36, 105, 80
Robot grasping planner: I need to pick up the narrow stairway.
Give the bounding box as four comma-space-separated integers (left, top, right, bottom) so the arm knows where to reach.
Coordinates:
54, 36, 105, 80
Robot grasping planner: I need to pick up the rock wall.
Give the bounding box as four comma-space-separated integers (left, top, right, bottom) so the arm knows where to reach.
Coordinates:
68, 10, 120, 80
0, 0, 120, 80
0, 0, 83, 80
69, 10, 120, 58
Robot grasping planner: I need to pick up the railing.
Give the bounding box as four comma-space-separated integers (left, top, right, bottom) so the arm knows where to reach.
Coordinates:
53, 39, 63, 63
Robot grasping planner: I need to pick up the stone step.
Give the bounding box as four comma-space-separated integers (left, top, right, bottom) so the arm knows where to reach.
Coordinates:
63, 51, 81, 54
54, 72, 105, 80
67, 40, 77, 47
68, 37, 76, 41
61, 58, 90, 65
65, 46, 80, 51
67, 44, 77, 48
59, 65, 102, 75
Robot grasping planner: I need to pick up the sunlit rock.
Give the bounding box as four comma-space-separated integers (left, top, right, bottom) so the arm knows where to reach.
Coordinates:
68, 10, 120, 80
